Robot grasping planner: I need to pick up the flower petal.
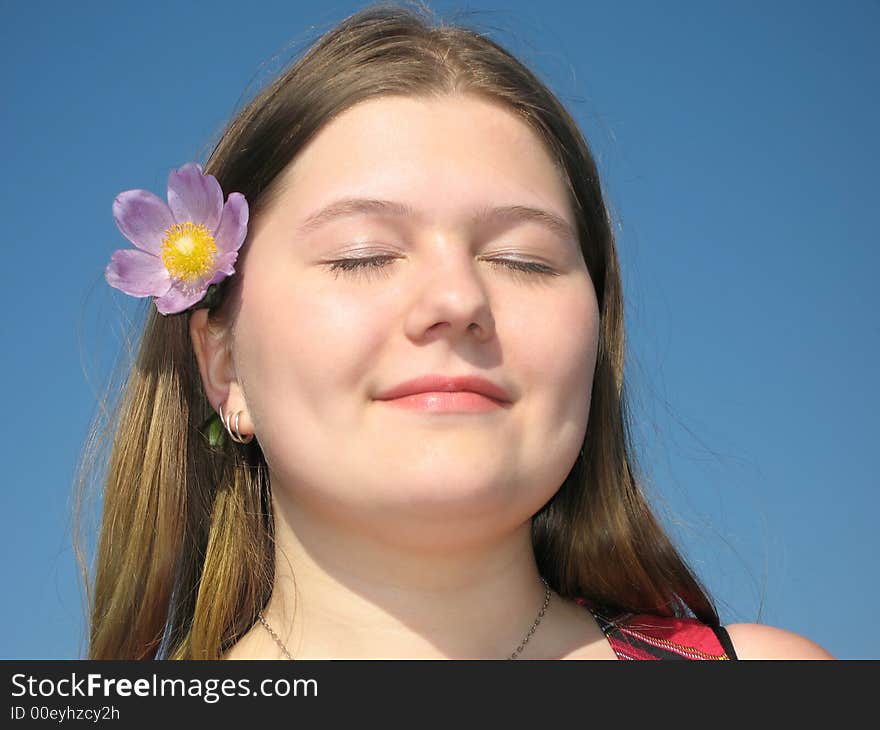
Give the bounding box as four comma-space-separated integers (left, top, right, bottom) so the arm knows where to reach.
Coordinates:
154, 283, 208, 316
206, 251, 239, 285
105, 249, 172, 297
214, 193, 249, 254
167, 163, 223, 231
113, 190, 175, 255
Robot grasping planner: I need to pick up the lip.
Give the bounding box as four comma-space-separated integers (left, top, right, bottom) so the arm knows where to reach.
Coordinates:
374, 374, 513, 404
378, 391, 506, 412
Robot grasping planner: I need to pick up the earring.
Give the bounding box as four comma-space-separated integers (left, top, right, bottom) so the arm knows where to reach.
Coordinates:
219, 403, 254, 444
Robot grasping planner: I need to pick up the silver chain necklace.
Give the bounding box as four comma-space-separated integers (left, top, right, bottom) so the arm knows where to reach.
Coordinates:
257, 576, 552, 660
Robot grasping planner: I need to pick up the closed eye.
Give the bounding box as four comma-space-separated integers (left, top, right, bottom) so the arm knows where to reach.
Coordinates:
325, 255, 399, 278
324, 255, 559, 280
487, 258, 558, 276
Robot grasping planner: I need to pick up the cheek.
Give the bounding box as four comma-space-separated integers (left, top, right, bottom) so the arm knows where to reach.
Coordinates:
236, 260, 391, 405
509, 278, 599, 403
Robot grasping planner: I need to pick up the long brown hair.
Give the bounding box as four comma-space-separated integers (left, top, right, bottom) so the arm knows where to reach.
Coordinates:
74, 0, 717, 660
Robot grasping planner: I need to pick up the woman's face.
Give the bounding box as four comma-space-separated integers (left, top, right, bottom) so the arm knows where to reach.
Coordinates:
230, 94, 600, 547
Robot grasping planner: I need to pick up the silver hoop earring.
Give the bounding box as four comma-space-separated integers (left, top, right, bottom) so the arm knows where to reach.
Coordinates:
232, 410, 253, 444
219, 403, 254, 444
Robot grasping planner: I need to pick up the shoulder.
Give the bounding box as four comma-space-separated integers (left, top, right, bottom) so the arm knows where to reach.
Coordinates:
724, 623, 835, 660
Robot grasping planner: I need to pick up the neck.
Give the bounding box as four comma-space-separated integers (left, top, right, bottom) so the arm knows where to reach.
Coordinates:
260, 484, 555, 660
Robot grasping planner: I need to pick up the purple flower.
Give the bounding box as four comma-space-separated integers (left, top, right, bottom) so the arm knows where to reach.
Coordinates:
104, 163, 249, 315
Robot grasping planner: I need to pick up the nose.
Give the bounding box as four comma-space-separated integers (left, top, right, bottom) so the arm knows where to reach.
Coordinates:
403, 246, 496, 344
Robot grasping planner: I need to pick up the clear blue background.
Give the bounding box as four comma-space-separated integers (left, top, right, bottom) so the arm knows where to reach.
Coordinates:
2, 0, 876, 659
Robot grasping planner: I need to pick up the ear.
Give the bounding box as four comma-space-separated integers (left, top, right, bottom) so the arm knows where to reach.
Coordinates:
189, 308, 253, 435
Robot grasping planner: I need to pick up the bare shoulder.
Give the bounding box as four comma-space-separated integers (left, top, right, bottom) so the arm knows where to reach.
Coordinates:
724, 623, 835, 660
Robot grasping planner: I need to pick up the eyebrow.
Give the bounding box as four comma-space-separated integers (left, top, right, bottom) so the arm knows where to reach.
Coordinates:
296, 197, 577, 241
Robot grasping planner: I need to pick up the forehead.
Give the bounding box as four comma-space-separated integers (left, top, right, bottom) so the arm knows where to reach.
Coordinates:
270, 94, 572, 221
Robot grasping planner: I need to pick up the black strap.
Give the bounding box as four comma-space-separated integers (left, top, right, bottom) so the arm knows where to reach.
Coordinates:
711, 625, 739, 660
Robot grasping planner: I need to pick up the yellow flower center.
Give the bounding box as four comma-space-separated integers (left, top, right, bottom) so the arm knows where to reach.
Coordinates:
160, 222, 217, 284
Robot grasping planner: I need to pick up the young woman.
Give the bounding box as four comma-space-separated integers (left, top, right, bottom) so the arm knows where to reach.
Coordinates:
80, 2, 833, 660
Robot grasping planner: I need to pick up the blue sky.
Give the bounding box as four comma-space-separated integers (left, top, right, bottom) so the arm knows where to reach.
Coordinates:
1, 0, 877, 659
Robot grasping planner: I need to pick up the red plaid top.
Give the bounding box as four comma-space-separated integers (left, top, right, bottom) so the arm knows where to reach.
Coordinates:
575, 598, 737, 660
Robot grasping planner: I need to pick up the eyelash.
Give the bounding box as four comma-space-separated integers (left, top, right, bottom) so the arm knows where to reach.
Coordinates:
324, 255, 558, 280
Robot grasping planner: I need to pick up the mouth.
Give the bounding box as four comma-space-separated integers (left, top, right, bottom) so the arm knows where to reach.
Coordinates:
373, 373, 513, 406
376, 390, 509, 413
